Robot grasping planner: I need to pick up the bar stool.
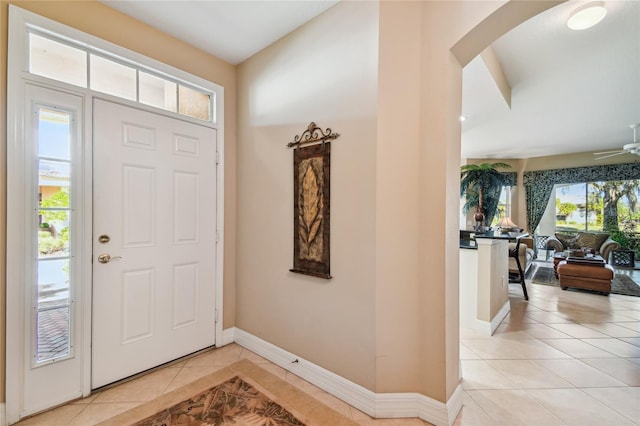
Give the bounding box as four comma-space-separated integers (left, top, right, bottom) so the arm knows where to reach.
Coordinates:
508, 238, 529, 300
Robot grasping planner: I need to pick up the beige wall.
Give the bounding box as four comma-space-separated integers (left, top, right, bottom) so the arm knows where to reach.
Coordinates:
489, 241, 509, 319
1, 0, 237, 403
370, 0, 558, 401
373, 0, 499, 398
236, 0, 379, 390
237, 0, 557, 403
475, 240, 508, 322
0, 0, 6, 406
374, 0, 423, 393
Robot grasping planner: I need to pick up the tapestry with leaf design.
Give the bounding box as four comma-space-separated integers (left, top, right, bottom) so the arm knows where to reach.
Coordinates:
291, 143, 331, 278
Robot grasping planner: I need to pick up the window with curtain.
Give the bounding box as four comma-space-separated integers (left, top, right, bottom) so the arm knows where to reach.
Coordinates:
523, 163, 640, 234
552, 180, 640, 233
490, 186, 512, 227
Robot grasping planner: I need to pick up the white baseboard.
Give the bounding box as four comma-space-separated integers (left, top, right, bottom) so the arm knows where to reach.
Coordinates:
221, 327, 236, 346
0, 402, 6, 426
470, 300, 510, 336
491, 301, 511, 334
233, 328, 463, 426
470, 319, 492, 336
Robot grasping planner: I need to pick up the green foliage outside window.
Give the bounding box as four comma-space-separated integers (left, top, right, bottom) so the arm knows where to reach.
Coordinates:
38, 230, 67, 254
556, 199, 578, 219
555, 180, 640, 234
40, 189, 69, 223
38, 189, 70, 255
554, 180, 640, 256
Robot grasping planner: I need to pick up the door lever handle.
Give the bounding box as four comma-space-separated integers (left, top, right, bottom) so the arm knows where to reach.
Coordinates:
97, 253, 122, 264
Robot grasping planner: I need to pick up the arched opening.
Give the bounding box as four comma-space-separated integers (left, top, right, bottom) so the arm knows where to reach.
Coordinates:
455, 2, 638, 422
448, 0, 563, 401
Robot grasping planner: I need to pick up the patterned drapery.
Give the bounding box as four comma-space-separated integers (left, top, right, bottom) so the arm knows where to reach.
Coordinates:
503, 171, 517, 187
523, 162, 640, 233
485, 172, 518, 225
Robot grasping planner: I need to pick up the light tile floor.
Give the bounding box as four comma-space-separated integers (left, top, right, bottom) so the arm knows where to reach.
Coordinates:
459, 262, 640, 426
16, 263, 640, 426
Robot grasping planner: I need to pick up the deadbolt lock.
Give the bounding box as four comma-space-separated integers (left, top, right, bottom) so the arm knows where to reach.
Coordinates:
98, 234, 110, 244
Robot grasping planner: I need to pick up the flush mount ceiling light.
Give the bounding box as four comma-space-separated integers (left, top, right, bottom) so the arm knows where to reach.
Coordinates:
567, 1, 607, 30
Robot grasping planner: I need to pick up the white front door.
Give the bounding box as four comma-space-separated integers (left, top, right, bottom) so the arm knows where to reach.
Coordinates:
92, 99, 217, 388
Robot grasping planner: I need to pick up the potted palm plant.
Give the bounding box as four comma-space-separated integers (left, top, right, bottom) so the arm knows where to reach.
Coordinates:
460, 162, 512, 230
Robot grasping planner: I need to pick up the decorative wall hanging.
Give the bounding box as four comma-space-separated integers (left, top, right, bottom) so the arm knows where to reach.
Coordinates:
287, 122, 340, 279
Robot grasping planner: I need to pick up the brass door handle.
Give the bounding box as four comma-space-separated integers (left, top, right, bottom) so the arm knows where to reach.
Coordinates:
97, 253, 122, 264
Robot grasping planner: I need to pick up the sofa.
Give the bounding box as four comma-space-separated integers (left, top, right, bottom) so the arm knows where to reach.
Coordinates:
545, 231, 621, 263
509, 236, 535, 274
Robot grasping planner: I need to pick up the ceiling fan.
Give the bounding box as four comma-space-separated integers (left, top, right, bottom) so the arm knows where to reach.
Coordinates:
594, 124, 640, 160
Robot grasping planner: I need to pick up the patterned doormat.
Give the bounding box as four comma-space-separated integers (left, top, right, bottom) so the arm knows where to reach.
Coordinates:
132, 376, 304, 425
98, 359, 357, 425
531, 265, 640, 297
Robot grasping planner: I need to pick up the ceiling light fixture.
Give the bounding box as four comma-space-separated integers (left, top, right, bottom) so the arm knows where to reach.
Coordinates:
567, 1, 607, 30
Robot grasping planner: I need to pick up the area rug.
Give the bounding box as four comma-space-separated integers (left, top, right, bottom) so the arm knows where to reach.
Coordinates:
98, 359, 357, 426
531, 265, 640, 297
133, 376, 304, 425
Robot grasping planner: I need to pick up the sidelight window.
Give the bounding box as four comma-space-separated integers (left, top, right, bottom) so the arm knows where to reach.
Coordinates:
35, 106, 73, 364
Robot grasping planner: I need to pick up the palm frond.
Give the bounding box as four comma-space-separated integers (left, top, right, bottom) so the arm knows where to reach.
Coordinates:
460, 162, 512, 223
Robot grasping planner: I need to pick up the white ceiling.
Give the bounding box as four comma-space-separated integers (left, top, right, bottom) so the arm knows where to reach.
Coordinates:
100, 0, 338, 65
462, 0, 640, 159
100, 0, 640, 160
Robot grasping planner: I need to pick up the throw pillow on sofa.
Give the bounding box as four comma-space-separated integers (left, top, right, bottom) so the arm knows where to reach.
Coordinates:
576, 232, 610, 253
555, 233, 579, 249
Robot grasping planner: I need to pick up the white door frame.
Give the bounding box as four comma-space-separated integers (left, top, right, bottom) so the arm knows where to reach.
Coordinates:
6, 6, 225, 424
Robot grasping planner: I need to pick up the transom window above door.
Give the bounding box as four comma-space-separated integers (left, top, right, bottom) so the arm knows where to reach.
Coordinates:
28, 32, 213, 122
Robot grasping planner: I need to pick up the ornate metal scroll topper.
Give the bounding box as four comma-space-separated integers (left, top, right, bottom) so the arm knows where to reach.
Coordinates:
286, 122, 340, 148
